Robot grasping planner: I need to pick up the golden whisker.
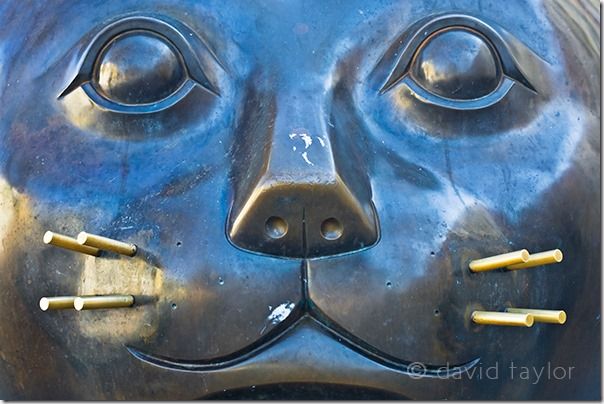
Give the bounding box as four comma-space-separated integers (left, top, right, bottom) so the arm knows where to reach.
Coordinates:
507, 249, 563, 270
469, 249, 529, 272
471, 310, 534, 327
506, 308, 566, 324
73, 295, 134, 311
43, 231, 100, 256
39, 296, 77, 311
77, 232, 137, 257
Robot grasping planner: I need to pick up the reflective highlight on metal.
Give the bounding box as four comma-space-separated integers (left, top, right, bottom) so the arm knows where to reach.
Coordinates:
73, 295, 135, 311
507, 249, 563, 270
468, 249, 529, 272
471, 311, 534, 327
43, 231, 100, 256
506, 308, 567, 324
77, 232, 137, 257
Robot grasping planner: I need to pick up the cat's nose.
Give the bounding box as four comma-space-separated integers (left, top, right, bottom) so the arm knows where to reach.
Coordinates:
227, 97, 379, 259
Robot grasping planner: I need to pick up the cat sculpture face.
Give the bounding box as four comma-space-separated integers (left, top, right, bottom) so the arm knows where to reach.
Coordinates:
0, 0, 599, 399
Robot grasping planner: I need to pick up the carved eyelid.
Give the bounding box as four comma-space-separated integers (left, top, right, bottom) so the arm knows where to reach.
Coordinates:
58, 15, 220, 113
376, 14, 547, 110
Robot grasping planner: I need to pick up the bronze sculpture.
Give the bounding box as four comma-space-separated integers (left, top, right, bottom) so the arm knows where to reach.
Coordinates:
0, 0, 599, 399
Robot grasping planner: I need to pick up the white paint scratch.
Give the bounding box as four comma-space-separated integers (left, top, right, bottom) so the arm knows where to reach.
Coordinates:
301, 152, 314, 166
289, 133, 298, 139
292, 146, 297, 151
268, 302, 295, 324
299, 133, 313, 149
317, 136, 326, 147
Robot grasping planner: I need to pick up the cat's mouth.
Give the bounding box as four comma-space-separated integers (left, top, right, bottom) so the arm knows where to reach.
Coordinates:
125, 261, 479, 378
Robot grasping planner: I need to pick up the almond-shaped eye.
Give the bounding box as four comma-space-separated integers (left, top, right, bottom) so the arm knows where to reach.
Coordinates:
59, 16, 220, 114
410, 28, 501, 100
376, 15, 545, 110
94, 32, 186, 105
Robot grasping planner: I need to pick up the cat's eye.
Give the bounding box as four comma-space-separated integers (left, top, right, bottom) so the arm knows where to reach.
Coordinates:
410, 27, 501, 101
59, 16, 219, 114
94, 31, 186, 105
378, 14, 541, 110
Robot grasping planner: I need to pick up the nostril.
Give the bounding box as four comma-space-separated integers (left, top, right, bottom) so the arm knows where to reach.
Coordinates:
320, 218, 343, 241
265, 216, 288, 239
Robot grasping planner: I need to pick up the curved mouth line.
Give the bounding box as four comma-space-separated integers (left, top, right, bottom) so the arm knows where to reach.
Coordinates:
126, 262, 479, 378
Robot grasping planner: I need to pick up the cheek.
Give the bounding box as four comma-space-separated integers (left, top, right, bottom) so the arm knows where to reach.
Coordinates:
0, 178, 165, 361
76, 243, 164, 342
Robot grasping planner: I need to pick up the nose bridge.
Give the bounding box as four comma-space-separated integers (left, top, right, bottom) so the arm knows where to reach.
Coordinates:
266, 93, 336, 179
228, 88, 379, 259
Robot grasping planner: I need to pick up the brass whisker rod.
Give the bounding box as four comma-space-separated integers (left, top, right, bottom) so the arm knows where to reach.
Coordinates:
43, 231, 100, 256
469, 249, 529, 272
39, 296, 77, 311
77, 232, 137, 257
74, 295, 134, 311
507, 249, 563, 270
506, 308, 567, 324
471, 311, 534, 327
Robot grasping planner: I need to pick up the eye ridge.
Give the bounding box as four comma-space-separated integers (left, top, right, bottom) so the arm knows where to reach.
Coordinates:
376, 14, 544, 110
58, 15, 220, 114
